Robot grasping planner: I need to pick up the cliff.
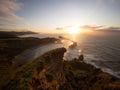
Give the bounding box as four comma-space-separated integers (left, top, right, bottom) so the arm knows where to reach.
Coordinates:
0, 36, 59, 89
4, 48, 120, 90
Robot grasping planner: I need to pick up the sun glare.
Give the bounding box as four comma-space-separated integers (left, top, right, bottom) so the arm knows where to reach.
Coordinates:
67, 26, 80, 34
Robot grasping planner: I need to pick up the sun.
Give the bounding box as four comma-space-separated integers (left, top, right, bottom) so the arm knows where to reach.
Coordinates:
67, 26, 80, 34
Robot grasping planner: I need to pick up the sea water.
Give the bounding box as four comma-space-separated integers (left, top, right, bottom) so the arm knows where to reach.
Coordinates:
76, 31, 120, 78
20, 30, 120, 78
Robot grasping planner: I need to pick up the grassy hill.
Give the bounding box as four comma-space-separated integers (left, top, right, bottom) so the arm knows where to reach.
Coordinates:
3, 48, 120, 90
0, 32, 59, 89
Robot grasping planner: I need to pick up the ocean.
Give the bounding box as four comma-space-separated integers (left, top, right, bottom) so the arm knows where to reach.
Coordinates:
76, 31, 120, 78
20, 30, 120, 78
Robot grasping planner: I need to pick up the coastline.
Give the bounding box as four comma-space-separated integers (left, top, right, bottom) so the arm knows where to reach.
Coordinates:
14, 43, 63, 66
4, 48, 120, 90
0, 35, 59, 89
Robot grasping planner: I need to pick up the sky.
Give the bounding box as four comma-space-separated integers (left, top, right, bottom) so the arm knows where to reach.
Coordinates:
0, 0, 120, 33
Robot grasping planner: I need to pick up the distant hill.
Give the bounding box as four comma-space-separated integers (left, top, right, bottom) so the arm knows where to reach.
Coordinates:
0, 31, 37, 38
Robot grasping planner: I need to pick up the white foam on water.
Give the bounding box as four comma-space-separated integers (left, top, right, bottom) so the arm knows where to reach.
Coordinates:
83, 54, 99, 68
84, 54, 120, 78
101, 67, 120, 78
63, 44, 82, 61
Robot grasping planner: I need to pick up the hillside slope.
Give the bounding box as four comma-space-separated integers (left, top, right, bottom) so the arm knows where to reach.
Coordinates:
0, 34, 58, 89
3, 48, 120, 90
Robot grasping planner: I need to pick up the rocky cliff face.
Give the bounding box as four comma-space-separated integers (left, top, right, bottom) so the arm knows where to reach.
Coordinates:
30, 48, 67, 90
4, 48, 120, 90
30, 48, 120, 90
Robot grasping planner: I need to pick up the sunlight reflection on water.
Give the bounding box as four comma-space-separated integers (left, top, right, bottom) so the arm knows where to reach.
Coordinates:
19, 31, 120, 78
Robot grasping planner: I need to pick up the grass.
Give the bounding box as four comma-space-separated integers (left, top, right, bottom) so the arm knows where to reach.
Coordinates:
2, 40, 120, 90
0, 37, 59, 89
3, 48, 65, 90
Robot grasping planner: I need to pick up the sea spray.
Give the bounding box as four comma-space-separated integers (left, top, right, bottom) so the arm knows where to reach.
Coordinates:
63, 43, 82, 60
58, 36, 82, 60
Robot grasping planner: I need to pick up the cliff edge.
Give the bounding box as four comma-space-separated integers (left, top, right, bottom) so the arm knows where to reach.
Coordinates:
4, 48, 120, 90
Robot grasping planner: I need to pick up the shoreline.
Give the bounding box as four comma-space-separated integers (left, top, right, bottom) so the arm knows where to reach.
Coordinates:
14, 43, 63, 66
4, 48, 120, 90
0, 36, 60, 89
83, 58, 120, 79
19, 33, 120, 79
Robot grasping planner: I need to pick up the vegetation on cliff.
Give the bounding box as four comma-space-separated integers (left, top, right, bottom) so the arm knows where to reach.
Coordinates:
3, 48, 120, 90
3, 48, 66, 90
0, 31, 59, 89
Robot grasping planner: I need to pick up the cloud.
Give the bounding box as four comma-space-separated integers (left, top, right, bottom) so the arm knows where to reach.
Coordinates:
0, 22, 33, 31
0, 23, 17, 30
0, 11, 21, 20
80, 25, 104, 30
81, 25, 120, 31
99, 26, 120, 31
0, 24, 7, 27
0, 0, 22, 21
56, 27, 63, 30
56, 25, 104, 31
56, 25, 73, 30
24, 22, 32, 27
56, 25, 120, 31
